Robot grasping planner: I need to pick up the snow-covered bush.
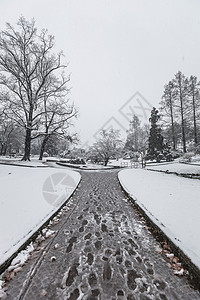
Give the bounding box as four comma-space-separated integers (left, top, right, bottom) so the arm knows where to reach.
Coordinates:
179, 152, 194, 163
43, 152, 49, 157
191, 154, 200, 162
194, 144, 200, 155
171, 150, 182, 159
65, 158, 86, 165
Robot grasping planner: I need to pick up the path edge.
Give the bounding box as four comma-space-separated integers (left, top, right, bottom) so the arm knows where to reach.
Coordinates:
117, 173, 200, 291
0, 174, 82, 275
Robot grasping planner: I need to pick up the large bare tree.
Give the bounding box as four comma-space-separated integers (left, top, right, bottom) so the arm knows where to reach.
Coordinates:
0, 17, 72, 160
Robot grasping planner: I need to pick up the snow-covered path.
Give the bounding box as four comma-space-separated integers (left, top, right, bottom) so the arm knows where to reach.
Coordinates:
119, 168, 200, 270
0, 165, 80, 267
3, 170, 200, 300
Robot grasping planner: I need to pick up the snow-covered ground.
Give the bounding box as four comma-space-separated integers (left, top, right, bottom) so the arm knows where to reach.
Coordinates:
109, 158, 139, 168
118, 164, 200, 270
146, 161, 200, 175
58, 162, 114, 170
0, 156, 49, 167
0, 164, 81, 267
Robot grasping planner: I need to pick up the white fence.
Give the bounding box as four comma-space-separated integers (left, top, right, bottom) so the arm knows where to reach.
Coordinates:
120, 161, 141, 168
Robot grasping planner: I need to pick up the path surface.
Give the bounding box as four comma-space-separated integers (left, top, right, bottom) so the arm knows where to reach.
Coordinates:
4, 170, 200, 300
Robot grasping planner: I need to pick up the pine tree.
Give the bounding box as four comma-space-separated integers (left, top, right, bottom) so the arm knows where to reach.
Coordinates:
147, 107, 165, 162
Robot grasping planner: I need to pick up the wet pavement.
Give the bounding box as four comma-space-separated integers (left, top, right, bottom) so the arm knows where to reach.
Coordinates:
3, 170, 200, 299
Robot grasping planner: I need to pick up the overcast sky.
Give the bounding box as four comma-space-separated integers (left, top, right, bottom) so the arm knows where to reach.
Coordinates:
1, 0, 200, 146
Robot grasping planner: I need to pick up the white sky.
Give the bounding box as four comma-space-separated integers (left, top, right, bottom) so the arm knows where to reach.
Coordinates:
1, 0, 200, 146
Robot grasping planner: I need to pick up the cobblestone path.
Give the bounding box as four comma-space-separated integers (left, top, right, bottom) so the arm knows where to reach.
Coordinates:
4, 170, 200, 299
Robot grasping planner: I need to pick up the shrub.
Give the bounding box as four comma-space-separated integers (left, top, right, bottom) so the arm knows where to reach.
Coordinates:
179, 152, 194, 163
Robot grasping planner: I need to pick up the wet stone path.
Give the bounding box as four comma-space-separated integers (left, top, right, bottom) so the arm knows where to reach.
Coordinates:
4, 170, 200, 300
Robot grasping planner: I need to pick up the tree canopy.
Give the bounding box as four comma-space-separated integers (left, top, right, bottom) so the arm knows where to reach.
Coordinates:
0, 17, 77, 160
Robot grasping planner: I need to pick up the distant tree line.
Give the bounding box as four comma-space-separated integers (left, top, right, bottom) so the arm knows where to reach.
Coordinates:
115, 70, 200, 164
124, 71, 200, 163
87, 69, 200, 166
160, 71, 200, 153
0, 17, 78, 160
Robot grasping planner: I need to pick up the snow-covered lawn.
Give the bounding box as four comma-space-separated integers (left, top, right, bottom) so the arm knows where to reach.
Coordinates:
0, 164, 81, 266
146, 161, 200, 175
0, 156, 48, 167
118, 167, 200, 270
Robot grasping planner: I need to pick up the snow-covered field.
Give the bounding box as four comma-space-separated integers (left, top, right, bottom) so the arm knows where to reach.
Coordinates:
118, 166, 200, 270
146, 161, 200, 175
0, 164, 81, 267
0, 156, 48, 167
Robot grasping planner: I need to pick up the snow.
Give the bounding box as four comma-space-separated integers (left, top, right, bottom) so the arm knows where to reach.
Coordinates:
118, 165, 200, 270
7, 243, 35, 272
0, 164, 81, 267
146, 161, 200, 175
174, 268, 184, 276
58, 161, 114, 170
0, 156, 48, 167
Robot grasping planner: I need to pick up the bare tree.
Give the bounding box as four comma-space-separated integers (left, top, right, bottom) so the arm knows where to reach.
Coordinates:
89, 129, 122, 166
37, 81, 78, 160
173, 71, 189, 153
188, 76, 200, 145
0, 17, 71, 160
124, 115, 149, 158
160, 81, 177, 150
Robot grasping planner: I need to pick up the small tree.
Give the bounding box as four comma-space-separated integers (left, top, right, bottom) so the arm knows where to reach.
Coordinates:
41, 133, 78, 158
147, 107, 165, 162
124, 115, 149, 158
124, 115, 140, 153
0, 118, 23, 155
90, 129, 122, 166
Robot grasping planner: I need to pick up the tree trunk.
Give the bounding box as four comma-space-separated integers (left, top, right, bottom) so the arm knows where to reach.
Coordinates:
39, 136, 49, 160
0, 143, 6, 155
169, 94, 176, 150
104, 158, 109, 166
22, 128, 31, 161
178, 77, 187, 153
192, 92, 198, 144
180, 98, 186, 153
3, 145, 7, 156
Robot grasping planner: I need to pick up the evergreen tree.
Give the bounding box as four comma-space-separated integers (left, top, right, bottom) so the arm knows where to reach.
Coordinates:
147, 107, 165, 162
